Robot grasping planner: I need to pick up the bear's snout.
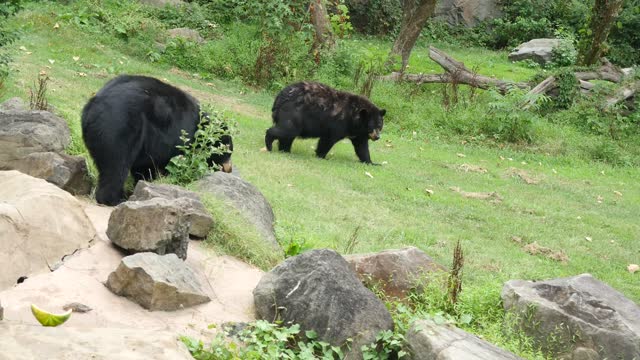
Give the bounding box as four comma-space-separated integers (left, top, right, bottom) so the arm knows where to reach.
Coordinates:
369, 129, 381, 141
221, 160, 233, 173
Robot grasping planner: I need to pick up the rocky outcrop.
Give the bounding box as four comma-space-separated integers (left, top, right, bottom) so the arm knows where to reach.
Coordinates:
130, 181, 213, 238
196, 172, 280, 252
0, 108, 70, 164
502, 273, 640, 360
167, 28, 204, 44
406, 319, 523, 359
0, 323, 193, 359
508, 39, 573, 66
107, 198, 191, 260
345, 247, 446, 299
0, 98, 91, 194
436, 0, 500, 27
253, 249, 393, 358
0, 171, 96, 290
106, 252, 210, 311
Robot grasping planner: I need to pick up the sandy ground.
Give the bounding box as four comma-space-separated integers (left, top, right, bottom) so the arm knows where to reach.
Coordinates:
0, 200, 264, 358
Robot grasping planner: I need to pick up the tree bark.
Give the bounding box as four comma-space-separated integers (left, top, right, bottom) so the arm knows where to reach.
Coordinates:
309, 0, 334, 51
578, 0, 625, 66
387, 0, 437, 72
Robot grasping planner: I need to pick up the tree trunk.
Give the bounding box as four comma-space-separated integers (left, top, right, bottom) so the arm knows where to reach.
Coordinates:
578, 0, 625, 66
387, 0, 437, 72
309, 0, 334, 51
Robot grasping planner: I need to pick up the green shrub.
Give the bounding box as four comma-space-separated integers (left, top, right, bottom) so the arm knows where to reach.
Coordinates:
480, 90, 539, 144
608, 1, 640, 67
165, 108, 233, 185
149, 2, 221, 39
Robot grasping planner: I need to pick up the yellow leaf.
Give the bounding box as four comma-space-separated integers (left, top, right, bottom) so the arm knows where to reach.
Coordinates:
628, 264, 639, 273
365, 172, 373, 179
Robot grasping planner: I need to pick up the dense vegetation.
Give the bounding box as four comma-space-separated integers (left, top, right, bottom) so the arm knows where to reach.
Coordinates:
1, 0, 638, 359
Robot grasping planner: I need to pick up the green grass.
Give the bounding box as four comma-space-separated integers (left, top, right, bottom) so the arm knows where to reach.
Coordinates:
2, 3, 639, 358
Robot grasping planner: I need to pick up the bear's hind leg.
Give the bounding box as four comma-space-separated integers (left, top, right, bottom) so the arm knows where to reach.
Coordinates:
266, 126, 298, 152
278, 137, 295, 152
315, 136, 340, 159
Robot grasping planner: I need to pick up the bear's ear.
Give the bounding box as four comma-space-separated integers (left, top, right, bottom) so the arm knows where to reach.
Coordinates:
380, 109, 386, 116
357, 108, 369, 122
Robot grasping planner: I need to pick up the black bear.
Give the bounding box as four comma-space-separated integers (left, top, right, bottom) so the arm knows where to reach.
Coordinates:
81, 75, 233, 206
265, 82, 386, 164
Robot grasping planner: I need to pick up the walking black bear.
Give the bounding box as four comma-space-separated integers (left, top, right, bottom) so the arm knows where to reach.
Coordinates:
81, 75, 233, 206
265, 82, 386, 164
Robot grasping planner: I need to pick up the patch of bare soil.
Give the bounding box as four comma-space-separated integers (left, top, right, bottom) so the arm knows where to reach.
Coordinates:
522, 241, 569, 263
450, 186, 503, 203
506, 167, 540, 185
457, 163, 488, 174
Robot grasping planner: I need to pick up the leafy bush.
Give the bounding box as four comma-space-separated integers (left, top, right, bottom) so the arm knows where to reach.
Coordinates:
608, 0, 640, 67
181, 321, 346, 359
480, 89, 540, 144
149, 1, 221, 39
166, 109, 233, 185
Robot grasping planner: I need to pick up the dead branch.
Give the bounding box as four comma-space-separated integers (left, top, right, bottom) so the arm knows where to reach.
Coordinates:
605, 80, 639, 108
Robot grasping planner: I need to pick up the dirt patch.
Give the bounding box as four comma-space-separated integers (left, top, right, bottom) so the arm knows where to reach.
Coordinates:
522, 241, 569, 263
506, 167, 540, 185
457, 163, 488, 174
450, 186, 502, 203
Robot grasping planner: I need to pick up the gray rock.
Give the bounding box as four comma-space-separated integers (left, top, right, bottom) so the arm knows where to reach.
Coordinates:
502, 273, 640, 360
106, 252, 210, 311
406, 319, 523, 359
167, 28, 204, 44
0, 97, 27, 111
6, 152, 91, 195
436, 0, 500, 27
0, 110, 71, 164
0, 299, 3, 320
253, 249, 393, 359
106, 198, 190, 260
130, 181, 214, 238
138, 0, 184, 7
345, 247, 447, 300
508, 38, 572, 66
196, 172, 280, 252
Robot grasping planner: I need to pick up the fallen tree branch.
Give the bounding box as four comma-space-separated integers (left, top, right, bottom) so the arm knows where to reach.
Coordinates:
605, 80, 639, 108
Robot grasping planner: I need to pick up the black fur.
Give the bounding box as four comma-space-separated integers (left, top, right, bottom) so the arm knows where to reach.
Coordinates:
81, 75, 233, 206
265, 82, 386, 164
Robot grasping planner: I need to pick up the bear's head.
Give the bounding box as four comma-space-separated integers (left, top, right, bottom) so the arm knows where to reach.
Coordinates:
361, 108, 386, 141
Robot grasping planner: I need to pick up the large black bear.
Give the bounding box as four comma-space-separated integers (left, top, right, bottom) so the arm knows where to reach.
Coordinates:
81, 75, 233, 206
265, 82, 386, 164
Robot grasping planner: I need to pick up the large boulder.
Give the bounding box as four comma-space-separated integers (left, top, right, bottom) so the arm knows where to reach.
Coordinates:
253, 249, 394, 358
106, 198, 191, 260
0, 323, 192, 359
345, 247, 446, 300
196, 172, 280, 251
0, 171, 96, 290
502, 273, 640, 360
7, 152, 91, 195
406, 319, 523, 359
106, 252, 211, 311
436, 0, 500, 27
508, 38, 572, 66
130, 181, 213, 238
0, 97, 27, 111
0, 109, 70, 164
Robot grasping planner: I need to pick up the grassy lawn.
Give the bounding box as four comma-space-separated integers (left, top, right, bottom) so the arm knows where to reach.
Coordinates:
2, 3, 639, 358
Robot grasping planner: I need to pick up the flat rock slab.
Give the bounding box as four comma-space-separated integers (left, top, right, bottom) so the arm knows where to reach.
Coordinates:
130, 181, 213, 238
345, 247, 446, 299
407, 319, 523, 359
196, 172, 281, 252
502, 273, 640, 359
0, 323, 192, 360
254, 249, 393, 358
0, 171, 95, 290
7, 152, 91, 195
107, 198, 190, 259
106, 252, 210, 311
